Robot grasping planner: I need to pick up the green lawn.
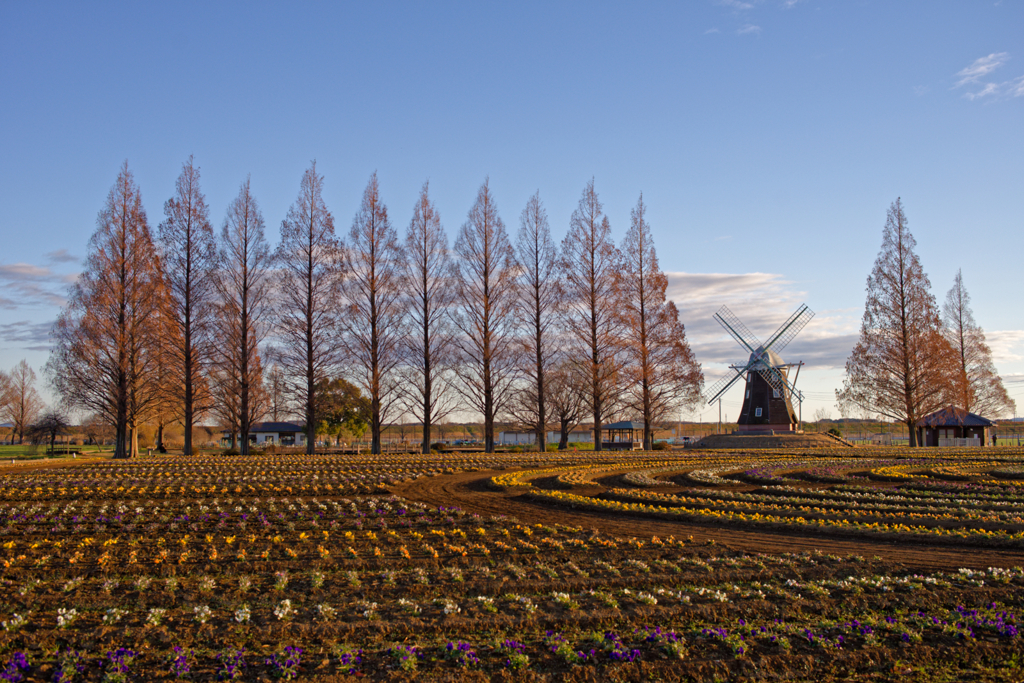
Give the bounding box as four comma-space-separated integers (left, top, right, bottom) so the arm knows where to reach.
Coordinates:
0, 443, 111, 461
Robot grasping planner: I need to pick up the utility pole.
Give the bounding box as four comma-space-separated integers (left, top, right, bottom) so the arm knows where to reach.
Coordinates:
718, 400, 722, 435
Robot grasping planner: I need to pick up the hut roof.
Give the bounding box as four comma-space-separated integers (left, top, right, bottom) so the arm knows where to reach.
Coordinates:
915, 406, 994, 429
603, 421, 646, 430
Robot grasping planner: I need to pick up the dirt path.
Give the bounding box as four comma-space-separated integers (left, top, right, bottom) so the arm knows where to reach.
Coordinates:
391, 469, 1024, 573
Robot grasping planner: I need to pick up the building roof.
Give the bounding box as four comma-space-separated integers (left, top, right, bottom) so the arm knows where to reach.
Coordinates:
250, 422, 304, 433
603, 421, 646, 430
916, 406, 995, 428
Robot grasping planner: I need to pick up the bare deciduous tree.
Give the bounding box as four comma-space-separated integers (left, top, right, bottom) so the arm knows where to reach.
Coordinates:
560, 179, 622, 451
275, 162, 345, 454
48, 163, 166, 458
450, 179, 519, 453
29, 409, 70, 455
402, 181, 457, 454
813, 407, 832, 430
341, 173, 406, 455
547, 360, 588, 450
215, 177, 272, 454
943, 269, 1015, 417
2, 360, 44, 444
837, 199, 955, 446
511, 191, 561, 451
157, 155, 217, 455
618, 194, 702, 450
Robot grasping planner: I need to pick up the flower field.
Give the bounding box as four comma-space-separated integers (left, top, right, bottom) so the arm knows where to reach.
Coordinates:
1, 449, 1023, 681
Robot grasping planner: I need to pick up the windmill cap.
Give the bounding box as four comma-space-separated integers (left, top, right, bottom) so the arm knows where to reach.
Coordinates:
749, 346, 784, 367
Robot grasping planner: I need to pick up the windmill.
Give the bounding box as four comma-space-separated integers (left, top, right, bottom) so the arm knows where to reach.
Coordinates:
703, 304, 814, 432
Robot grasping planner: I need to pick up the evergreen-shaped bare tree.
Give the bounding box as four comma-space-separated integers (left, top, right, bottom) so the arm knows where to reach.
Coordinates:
837, 199, 955, 446
619, 194, 703, 450
275, 162, 345, 454
341, 173, 406, 455
450, 179, 518, 453
943, 269, 1015, 417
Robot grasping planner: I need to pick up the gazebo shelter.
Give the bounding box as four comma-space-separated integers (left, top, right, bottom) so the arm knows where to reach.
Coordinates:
916, 406, 994, 447
601, 421, 644, 451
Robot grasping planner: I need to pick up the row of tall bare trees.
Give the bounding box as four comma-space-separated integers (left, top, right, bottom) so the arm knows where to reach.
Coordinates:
48, 160, 704, 457
838, 199, 1014, 445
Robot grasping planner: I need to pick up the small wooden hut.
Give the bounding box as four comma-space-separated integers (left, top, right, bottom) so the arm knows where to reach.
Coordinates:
915, 406, 994, 447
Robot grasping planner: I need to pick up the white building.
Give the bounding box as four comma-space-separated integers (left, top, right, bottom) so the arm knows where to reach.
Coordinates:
222, 422, 306, 446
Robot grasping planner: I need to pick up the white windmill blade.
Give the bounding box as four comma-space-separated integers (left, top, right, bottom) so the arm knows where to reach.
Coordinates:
756, 363, 804, 403
761, 304, 814, 355
713, 305, 762, 355
703, 365, 748, 405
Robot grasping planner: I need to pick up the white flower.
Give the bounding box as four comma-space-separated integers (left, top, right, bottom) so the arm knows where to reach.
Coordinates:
194, 605, 212, 624
234, 604, 251, 623
2, 613, 27, 632
273, 599, 293, 621
103, 608, 126, 624
57, 608, 78, 628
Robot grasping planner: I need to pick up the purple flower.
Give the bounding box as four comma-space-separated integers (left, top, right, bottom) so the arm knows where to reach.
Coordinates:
1, 653, 30, 683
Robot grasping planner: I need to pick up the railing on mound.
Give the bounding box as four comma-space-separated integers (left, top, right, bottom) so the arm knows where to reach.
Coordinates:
822, 431, 856, 448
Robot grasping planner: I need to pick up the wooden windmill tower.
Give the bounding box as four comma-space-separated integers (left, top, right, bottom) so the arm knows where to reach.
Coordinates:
704, 304, 814, 433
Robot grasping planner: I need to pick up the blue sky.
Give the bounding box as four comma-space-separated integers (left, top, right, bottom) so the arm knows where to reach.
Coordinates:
2, 1, 1022, 420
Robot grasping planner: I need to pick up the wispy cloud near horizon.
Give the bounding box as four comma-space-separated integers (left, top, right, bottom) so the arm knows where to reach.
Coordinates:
665, 272, 859, 371
0, 262, 77, 309
0, 320, 53, 352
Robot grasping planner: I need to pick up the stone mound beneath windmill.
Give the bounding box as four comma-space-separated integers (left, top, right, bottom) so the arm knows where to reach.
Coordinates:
689, 433, 852, 449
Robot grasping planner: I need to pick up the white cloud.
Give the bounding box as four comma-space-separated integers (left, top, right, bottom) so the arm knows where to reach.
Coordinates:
913, 85, 929, 96
988, 330, 1024, 365
964, 82, 1000, 100
45, 249, 79, 265
781, 0, 802, 7
0, 262, 76, 309
952, 52, 1024, 101
0, 320, 52, 352
705, 27, 721, 34
737, 23, 762, 35
955, 52, 1009, 87
1009, 75, 1024, 97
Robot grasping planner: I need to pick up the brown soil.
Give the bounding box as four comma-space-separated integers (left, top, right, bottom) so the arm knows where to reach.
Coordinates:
390, 469, 1024, 573
690, 433, 852, 449
0, 456, 109, 473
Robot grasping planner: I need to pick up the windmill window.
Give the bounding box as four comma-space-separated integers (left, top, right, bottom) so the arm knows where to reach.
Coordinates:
755, 407, 762, 417
773, 389, 780, 399
745, 389, 750, 399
